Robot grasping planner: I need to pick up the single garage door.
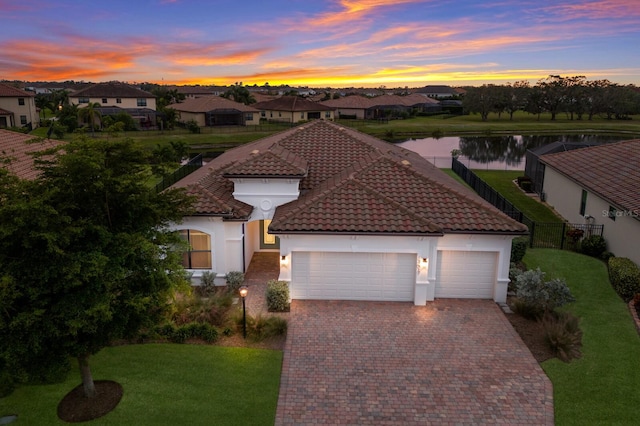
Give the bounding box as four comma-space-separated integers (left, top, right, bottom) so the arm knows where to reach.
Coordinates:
436, 251, 497, 299
291, 252, 416, 301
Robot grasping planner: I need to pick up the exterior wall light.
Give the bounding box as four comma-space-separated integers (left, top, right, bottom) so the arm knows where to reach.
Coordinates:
419, 257, 429, 269
280, 255, 288, 265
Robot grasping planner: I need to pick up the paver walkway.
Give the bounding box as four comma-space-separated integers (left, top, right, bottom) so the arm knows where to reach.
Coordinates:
275, 299, 554, 425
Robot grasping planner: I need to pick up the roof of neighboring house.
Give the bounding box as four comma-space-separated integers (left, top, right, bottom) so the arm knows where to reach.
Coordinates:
529, 141, 598, 156
0, 83, 35, 97
0, 129, 63, 180
70, 82, 155, 98
321, 94, 439, 109
170, 96, 259, 113
172, 120, 528, 235
252, 96, 334, 112
413, 85, 461, 95
540, 139, 640, 214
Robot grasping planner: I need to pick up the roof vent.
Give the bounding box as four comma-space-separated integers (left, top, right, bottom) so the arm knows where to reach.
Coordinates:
401, 160, 411, 166
251, 149, 260, 155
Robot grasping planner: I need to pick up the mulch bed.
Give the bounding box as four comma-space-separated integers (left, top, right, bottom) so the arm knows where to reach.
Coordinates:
504, 312, 555, 363
57, 380, 123, 423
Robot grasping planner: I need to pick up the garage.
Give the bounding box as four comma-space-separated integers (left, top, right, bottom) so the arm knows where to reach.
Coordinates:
435, 251, 497, 299
291, 252, 416, 301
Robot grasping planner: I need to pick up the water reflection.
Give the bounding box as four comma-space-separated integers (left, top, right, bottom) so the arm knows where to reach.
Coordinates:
398, 134, 627, 169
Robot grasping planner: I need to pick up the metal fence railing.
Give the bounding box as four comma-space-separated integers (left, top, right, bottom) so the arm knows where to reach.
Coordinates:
452, 157, 603, 249
154, 154, 203, 193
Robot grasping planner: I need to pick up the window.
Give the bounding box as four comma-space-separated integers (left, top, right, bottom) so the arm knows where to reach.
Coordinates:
180, 229, 212, 269
261, 111, 266, 118
102, 98, 108, 104
116, 98, 122, 104
579, 190, 587, 216
325, 111, 331, 118
300, 112, 305, 119
137, 98, 147, 107
20, 115, 27, 125
18, 98, 25, 106
608, 206, 617, 221
79, 97, 89, 104
245, 113, 253, 121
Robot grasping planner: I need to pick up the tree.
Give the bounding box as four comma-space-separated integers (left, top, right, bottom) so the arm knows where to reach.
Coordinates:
34, 93, 53, 121
0, 137, 193, 399
78, 102, 102, 136
221, 83, 256, 105
462, 85, 499, 121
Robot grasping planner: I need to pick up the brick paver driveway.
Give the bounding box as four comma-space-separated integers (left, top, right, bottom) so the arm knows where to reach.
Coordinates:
275, 299, 553, 425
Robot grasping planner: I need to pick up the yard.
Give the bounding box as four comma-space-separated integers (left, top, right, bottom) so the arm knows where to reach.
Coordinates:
472, 170, 563, 223
0, 344, 283, 425
524, 249, 640, 425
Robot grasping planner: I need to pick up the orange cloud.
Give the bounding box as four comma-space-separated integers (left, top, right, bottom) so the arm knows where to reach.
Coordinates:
540, 0, 640, 20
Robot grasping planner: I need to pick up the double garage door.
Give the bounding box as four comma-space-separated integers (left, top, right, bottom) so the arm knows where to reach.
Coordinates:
291, 250, 497, 302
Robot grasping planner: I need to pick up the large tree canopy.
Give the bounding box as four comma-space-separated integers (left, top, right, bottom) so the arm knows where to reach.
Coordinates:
0, 137, 193, 398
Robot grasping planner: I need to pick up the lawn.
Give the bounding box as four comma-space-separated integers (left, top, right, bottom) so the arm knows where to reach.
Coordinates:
473, 170, 563, 223
340, 111, 640, 140
0, 344, 283, 425
524, 249, 640, 425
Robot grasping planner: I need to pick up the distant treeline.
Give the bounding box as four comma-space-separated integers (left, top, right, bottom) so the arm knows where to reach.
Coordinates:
461, 75, 640, 121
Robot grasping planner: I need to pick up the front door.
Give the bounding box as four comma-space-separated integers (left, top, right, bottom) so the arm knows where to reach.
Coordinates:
260, 219, 280, 249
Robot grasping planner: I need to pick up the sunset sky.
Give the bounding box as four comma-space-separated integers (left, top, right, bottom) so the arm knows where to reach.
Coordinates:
1, 0, 639, 88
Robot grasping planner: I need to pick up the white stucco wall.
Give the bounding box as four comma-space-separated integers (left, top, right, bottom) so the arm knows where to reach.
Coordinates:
544, 167, 640, 266
0, 96, 39, 128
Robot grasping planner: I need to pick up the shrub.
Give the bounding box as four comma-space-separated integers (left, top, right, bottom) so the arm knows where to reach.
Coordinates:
580, 235, 607, 258
608, 257, 640, 302
236, 314, 287, 340
509, 262, 524, 293
225, 271, 245, 295
199, 271, 216, 296
510, 237, 528, 263
514, 268, 575, 316
600, 251, 615, 263
541, 311, 582, 362
266, 279, 290, 312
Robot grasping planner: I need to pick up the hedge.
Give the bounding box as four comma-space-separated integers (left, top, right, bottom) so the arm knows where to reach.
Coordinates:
608, 257, 640, 302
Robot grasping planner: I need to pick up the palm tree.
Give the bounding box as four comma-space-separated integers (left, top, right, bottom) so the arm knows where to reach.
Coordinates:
78, 102, 102, 136
221, 84, 255, 105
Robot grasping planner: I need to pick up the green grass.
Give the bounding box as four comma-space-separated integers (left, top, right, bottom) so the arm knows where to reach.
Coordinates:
473, 170, 563, 223
0, 344, 283, 425
340, 111, 640, 140
524, 249, 640, 425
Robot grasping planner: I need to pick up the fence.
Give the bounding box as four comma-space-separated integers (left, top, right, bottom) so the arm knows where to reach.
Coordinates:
451, 157, 603, 249
154, 154, 203, 193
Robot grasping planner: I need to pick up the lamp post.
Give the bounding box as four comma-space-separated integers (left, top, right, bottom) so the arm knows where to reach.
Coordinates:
239, 286, 248, 339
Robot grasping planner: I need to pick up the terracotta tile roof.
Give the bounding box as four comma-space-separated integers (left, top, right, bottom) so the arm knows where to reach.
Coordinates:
170, 95, 259, 113
70, 82, 155, 98
0, 129, 63, 179
0, 83, 34, 97
540, 139, 640, 215
172, 120, 527, 234
223, 145, 307, 178
252, 96, 334, 112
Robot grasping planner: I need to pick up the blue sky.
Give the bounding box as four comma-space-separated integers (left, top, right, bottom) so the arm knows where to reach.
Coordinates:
1, 0, 639, 87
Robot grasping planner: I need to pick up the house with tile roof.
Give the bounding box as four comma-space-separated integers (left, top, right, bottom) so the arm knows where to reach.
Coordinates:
171, 120, 528, 305
171, 96, 260, 127
321, 94, 441, 119
0, 129, 62, 179
69, 82, 156, 110
0, 83, 40, 130
69, 82, 158, 129
252, 96, 335, 123
540, 139, 640, 266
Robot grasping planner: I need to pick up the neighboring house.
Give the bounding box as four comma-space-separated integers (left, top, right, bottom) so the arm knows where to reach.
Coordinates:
0, 83, 39, 130
0, 129, 62, 179
69, 81, 157, 110
540, 139, 640, 266
69, 82, 158, 128
525, 141, 598, 195
169, 85, 226, 99
252, 96, 335, 123
321, 94, 440, 119
171, 96, 260, 127
413, 85, 464, 99
170, 120, 527, 305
